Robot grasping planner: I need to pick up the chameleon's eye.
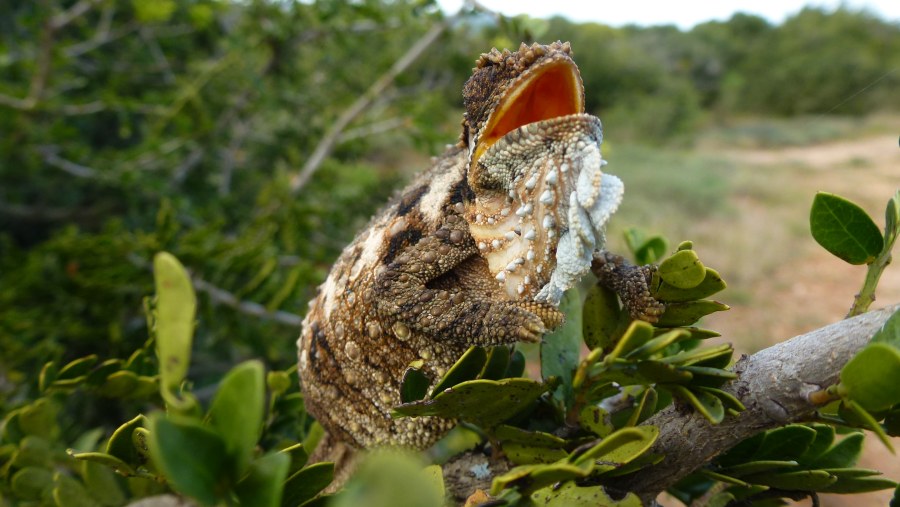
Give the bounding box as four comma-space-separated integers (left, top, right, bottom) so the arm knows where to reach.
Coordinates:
473, 59, 583, 164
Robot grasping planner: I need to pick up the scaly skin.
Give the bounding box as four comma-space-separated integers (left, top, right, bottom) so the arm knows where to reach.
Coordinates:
297, 42, 656, 463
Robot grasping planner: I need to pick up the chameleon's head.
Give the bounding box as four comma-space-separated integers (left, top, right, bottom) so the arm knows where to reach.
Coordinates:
461, 42, 624, 305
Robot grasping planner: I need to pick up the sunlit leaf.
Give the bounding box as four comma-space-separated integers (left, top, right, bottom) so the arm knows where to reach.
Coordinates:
810, 192, 883, 265
282, 462, 334, 507
840, 342, 900, 412
541, 288, 582, 408
431, 346, 487, 397
147, 415, 228, 505
393, 378, 549, 429
235, 452, 290, 507
208, 360, 265, 478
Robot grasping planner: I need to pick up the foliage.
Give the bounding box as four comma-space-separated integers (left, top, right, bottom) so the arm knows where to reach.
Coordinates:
2, 1, 900, 506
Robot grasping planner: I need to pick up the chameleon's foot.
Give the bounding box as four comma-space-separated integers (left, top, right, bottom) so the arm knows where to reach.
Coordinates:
591, 251, 665, 323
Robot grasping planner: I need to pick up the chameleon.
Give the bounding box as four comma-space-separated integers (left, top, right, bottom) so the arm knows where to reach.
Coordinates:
297, 41, 662, 470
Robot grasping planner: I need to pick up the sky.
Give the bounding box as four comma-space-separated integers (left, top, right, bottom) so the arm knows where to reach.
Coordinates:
435, 0, 900, 30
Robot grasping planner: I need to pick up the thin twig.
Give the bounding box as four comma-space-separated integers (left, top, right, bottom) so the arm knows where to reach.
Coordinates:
37, 146, 98, 178
140, 27, 176, 84
287, 11, 463, 194
192, 278, 303, 327
49, 0, 104, 30
337, 117, 409, 144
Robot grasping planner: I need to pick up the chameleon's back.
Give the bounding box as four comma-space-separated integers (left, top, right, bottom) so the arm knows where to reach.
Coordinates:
298, 41, 625, 464
298, 146, 473, 450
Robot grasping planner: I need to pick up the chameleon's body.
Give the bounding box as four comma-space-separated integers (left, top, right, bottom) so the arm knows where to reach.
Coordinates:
297, 42, 654, 460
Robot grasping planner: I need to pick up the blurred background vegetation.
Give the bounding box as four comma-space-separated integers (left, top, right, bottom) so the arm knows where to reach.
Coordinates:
1, 0, 899, 473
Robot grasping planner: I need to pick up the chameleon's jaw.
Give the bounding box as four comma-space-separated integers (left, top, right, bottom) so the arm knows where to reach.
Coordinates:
471, 57, 584, 167
466, 114, 622, 303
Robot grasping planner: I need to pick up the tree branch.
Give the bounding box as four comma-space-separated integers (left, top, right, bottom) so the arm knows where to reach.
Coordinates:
440, 304, 900, 503
191, 278, 303, 327
287, 12, 459, 194
609, 303, 900, 503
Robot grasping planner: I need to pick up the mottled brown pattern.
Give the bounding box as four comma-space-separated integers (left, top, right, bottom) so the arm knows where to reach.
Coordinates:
297, 41, 644, 459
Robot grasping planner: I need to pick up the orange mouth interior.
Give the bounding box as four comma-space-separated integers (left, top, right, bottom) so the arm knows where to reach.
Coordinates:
473, 60, 583, 164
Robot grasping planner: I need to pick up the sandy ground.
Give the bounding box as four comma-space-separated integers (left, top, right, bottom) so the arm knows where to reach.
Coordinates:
700, 133, 900, 506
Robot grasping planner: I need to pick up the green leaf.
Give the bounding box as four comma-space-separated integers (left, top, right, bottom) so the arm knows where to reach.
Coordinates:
885, 190, 900, 251
279, 443, 309, 475
624, 227, 667, 265
208, 360, 265, 478
637, 361, 693, 384
754, 425, 816, 461
627, 388, 658, 426
841, 399, 894, 452
659, 344, 733, 368
431, 346, 487, 396
506, 350, 527, 378
153, 252, 197, 410
671, 385, 724, 423
236, 452, 290, 507
82, 460, 127, 506
656, 300, 730, 327
12, 436, 53, 468
106, 414, 147, 464
530, 480, 643, 506
332, 451, 442, 507
69, 452, 135, 476
697, 387, 745, 412
84, 359, 125, 387
393, 378, 549, 429
582, 284, 624, 350
491, 462, 589, 496
821, 475, 897, 494
871, 308, 900, 348
721, 460, 799, 477
53, 472, 101, 507
267, 371, 292, 396
658, 250, 706, 289
281, 462, 334, 507
840, 342, 900, 412
282, 462, 333, 507
57, 355, 99, 380
810, 192, 883, 265
541, 288, 582, 408
400, 365, 431, 403
11, 467, 53, 500
607, 320, 655, 361
95, 370, 139, 398
810, 432, 864, 469
578, 405, 613, 438
652, 268, 727, 302
744, 469, 837, 490
302, 422, 324, 456
503, 443, 569, 465
494, 425, 567, 448
626, 329, 691, 359
570, 426, 658, 472
39, 361, 58, 392
800, 424, 835, 462
18, 399, 59, 440
480, 346, 512, 380
423, 464, 445, 500
147, 414, 228, 505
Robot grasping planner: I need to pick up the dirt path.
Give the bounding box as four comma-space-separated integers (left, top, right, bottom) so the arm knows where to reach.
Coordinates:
702, 133, 900, 506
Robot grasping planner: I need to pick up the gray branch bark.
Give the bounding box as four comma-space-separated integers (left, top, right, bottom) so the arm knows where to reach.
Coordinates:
610, 302, 900, 503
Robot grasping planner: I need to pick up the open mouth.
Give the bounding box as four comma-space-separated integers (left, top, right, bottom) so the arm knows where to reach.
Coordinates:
472, 59, 584, 164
